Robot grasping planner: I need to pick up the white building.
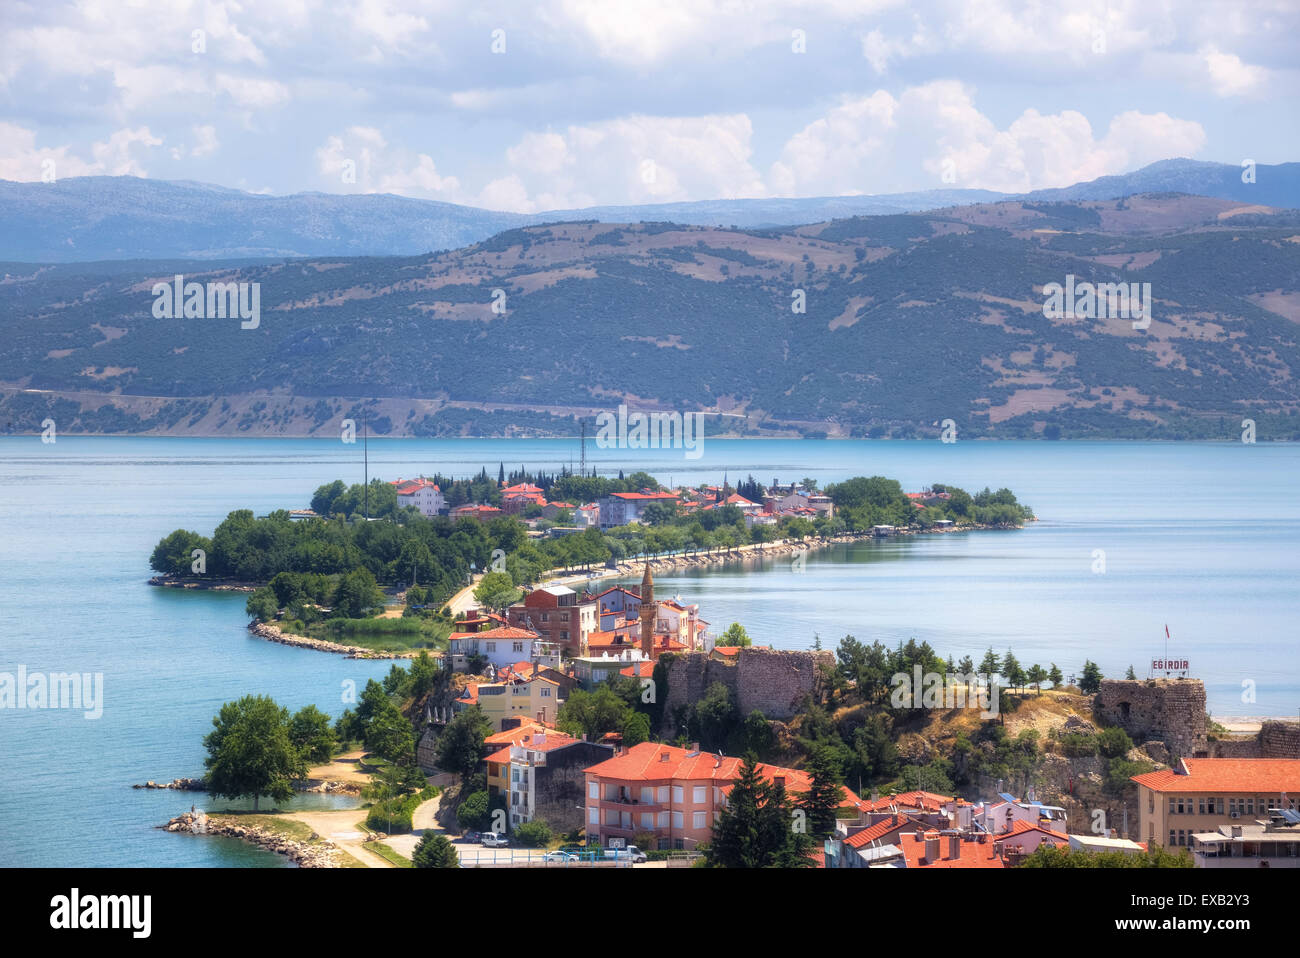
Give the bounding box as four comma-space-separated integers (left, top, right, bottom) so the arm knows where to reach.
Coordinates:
391, 478, 445, 517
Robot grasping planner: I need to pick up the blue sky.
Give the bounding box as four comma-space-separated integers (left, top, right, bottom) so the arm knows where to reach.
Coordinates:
1, 0, 1296, 210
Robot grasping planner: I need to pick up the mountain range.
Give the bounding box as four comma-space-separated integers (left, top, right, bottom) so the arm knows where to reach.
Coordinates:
2, 158, 1297, 263
2, 190, 1297, 440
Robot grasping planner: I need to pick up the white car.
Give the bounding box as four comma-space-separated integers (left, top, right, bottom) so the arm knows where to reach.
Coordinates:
542, 851, 579, 863
480, 832, 509, 848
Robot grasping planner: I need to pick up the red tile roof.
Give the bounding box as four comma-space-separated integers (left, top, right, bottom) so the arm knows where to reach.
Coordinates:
856, 790, 954, 813
845, 814, 920, 849
1131, 758, 1300, 793
899, 830, 1006, 869
485, 730, 581, 763
583, 742, 861, 805
993, 819, 1069, 843
619, 661, 656, 678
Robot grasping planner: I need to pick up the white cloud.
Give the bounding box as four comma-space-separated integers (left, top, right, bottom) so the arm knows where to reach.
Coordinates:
0, 122, 163, 180
315, 126, 461, 198
1201, 45, 1269, 97
770, 82, 1207, 195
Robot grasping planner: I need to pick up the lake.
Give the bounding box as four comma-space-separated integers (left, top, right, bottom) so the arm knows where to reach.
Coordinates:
0, 436, 1296, 866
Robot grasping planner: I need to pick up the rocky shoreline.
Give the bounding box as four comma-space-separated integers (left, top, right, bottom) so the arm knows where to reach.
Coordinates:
545, 522, 1022, 586
247, 621, 420, 659
161, 812, 345, 868
135, 775, 362, 795
148, 575, 259, 592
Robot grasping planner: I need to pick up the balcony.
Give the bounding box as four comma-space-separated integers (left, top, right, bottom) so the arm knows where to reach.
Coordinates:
599, 797, 662, 812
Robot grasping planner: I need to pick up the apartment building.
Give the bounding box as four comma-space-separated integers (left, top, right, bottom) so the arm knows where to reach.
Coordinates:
1131, 758, 1300, 851
583, 741, 860, 851
507, 585, 598, 656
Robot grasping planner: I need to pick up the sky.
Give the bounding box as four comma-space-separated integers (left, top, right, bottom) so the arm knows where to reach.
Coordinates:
0, 0, 1296, 212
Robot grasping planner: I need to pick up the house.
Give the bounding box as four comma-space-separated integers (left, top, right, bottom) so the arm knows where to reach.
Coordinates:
898, 828, 1007, 868
494, 660, 579, 696
583, 741, 861, 851
390, 478, 445, 517
486, 730, 616, 835
467, 672, 564, 731
576, 503, 600, 527
977, 794, 1069, 835
824, 814, 920, 868
572, 650, 650, 689
992, 819, 1070, 860
447, 625, 559, 673
1131, 758, 1300, 852
506, 585, 598, 656
597, 586, 642, 630
597, 490, 679, 528
449, 503, 503, 521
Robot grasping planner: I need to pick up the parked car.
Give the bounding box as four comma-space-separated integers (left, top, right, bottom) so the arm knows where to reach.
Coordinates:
542, 850, 578, 863
462, 831, 480, 843
480, 832, 509, 848
602, 845, 646, 863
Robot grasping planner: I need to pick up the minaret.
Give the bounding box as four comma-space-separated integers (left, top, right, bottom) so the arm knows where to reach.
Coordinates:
639, 562, 656, 660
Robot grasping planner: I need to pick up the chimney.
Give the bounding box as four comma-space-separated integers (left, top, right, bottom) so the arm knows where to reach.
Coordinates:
774, 775, 786, 789
948, 833, 961, 860
660, 751, 671, 763
924, 835, 940, 862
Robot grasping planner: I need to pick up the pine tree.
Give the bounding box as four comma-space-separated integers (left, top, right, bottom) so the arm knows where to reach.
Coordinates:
799, 745, 846, 839
1048, 663, 1063, 688
979, 647, 1001, 677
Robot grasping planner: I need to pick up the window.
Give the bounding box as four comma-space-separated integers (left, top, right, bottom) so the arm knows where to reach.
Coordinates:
541, 688, 550, 697
1198, 798, 1206, 815
1177, 830, 1186, 846
693, 811, 707, 828
1168, 798, 1176, 815
693, 786, 706, 804
1229, 798, 1237, 815
486, 642, 496, 653
588, 782, 598, 799
513, 642, 524, 653
640, 787, 655, 804
658, 786, 670, 804
1216, 798, 1225, 814
641, 813, 654, 829
1247, 797, 1255, 815
658, 812, 669, 828
672, 786, 683, 804
672, 811, 683, 829
1169, 830, 1176, 847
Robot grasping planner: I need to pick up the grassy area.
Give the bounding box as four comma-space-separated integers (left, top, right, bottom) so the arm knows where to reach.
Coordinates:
220, 813, 318, 843
363, 841, 413, 868
305, 616, 450, 652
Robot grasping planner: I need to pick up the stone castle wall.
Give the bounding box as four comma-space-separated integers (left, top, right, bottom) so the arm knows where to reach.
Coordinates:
1260, 720, 1300, 758
661, 648, 832, 728
1093, 679, 1207, 760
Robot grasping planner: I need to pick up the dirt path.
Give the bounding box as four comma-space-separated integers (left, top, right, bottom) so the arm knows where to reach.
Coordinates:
307, 750, 372, 785
385, 793, 448, 861
279, 806, 392, 868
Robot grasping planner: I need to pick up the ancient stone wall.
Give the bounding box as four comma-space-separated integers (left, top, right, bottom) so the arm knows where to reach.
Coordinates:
1093, 679, 1207, 760
1260, 720, 1300, 759
661, 648, 831, 730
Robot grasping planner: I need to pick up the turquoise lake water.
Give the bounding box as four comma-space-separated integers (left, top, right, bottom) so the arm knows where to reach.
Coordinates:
0, 436, 1296, 866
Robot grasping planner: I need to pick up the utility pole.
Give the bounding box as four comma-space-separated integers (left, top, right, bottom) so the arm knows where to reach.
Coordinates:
363, 411, 369, 520
580, 420, 586, 474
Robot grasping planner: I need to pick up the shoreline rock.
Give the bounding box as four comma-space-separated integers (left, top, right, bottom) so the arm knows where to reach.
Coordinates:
247, 621, 419, 659
134, 775, 362, 795
148, 575, 259, 593
160, 812, 344, 868
134, 777, 207, 791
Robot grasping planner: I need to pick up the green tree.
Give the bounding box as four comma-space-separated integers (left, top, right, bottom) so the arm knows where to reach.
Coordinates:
332, 567, 384, 618
515, 820, 552, 847
435, 707, 493, 780
149, 528, 212, 576
799, 745, 847, 839
716, 622, 752, 648
1026, 664, 1047, 694
557, 686, 632, 740
1125, 664, 1137, 680
412, 833, 460, 868
473, 570, 520, 611
979, 647, 1002, 677
245, 587, 279, 623
1048, 663, 1063, 688
707, 754, 814, 868
289, 704, 336, 764
622, 711, 651, 747
1080, 660, 1104, 694
203, 695, 308, 811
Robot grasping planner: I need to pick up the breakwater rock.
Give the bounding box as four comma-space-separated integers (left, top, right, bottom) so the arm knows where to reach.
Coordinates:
134, 778, 207, 791
247, 621, 418, 659
161, 812, 344, 867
